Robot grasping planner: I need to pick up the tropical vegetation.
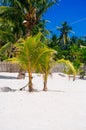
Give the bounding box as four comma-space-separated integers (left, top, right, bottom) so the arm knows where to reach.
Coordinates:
8, 33, 76, 91
0, 1, 86, 92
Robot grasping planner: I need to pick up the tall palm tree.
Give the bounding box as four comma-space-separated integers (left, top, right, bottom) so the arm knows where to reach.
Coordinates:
0, 1, 25, 60
0, 4, 25, 40
0, 0, 57, 37
0, 0, 58, 63
57, 21, 72, 44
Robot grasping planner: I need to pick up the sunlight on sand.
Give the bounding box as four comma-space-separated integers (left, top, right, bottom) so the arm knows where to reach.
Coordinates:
0, 72, 86, 130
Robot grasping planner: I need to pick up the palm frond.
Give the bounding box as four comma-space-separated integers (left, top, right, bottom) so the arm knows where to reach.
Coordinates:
58, 59, 76, 76
0, 30, 15, 42
0, 42, 10, 50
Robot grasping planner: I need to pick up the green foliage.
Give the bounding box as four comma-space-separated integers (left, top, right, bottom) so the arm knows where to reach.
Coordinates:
73, 60, 81, 73
7, 33, 56, 91
58, 59, 76, 77
57, 21, 72, 44
0, 0, 57, 61
9, 33, 55, 72
0, 42, 15, 60
0, 0, 56, 39
80, 47, 86, 63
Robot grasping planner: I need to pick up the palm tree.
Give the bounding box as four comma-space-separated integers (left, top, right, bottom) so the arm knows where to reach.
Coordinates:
0, 0, 57, 76
8, 33, 76, 91
36, 50, 76, 91
48, 34, 59, 48
57, 21, 72, 44
10, 33, 55, 92
42, 53, 55, 91
36, 46, 56, 91
58, 59, 76, 80
0, 0, 57, 37
0, 4, 25, 40
0, 0, 58, 64
0, 2, 25, 60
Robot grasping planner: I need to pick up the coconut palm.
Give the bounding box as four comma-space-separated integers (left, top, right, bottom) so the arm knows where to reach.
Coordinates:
0, 0, 57, 63
36, 46, 56, 91
36, 51, 76, 91
0, 0, 57, 69
10, 33, 55, 92
0, 5, 25, 40
8, 33, 76, 91
0, 4, 25, 60
58, 59, 76, 80
57, 22, 72, 44
0, 0, 56, 37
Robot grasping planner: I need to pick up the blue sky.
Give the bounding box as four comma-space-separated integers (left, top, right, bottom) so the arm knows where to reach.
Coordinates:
43, 0, 86, 37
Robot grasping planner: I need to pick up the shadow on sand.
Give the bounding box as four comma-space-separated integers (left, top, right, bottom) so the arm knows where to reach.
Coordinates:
47, 90, 64, 93
39, 90, 64, 93
0, 75, 17, 79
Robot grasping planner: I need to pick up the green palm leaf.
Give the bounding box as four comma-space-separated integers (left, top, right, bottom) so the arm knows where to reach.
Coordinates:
58, 59, 76, 77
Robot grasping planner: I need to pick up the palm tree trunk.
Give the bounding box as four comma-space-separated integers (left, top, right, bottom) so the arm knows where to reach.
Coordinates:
63, 34, 67, 44
83, 63, 86, 73
28, 72, 34, 92
17, 68, 25, 79
43, 74, 48, 91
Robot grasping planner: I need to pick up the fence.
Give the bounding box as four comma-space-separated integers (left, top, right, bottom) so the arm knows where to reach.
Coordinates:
51, 63, 65, 73
0, 62, 65, 73
0, 62, 20, 72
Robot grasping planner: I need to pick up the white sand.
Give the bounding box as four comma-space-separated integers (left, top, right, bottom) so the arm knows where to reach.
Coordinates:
0, 72, 86, 130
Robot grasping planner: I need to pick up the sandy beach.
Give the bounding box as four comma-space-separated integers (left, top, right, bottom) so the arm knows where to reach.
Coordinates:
0, 72, 86, 130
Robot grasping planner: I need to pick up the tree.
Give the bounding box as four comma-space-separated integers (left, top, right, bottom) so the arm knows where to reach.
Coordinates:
48, 34, 59, 48
36, 46, 56, 91
0, 0, 58, 62
0, 0, 57, 37
57, 21, 72, 44
58, 59, 76, 80
0, 0, 58, 73
0, 2, 25, 60
80, 47, 86, 77
10, 33, 55, 92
